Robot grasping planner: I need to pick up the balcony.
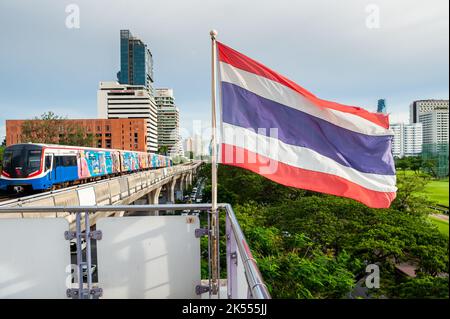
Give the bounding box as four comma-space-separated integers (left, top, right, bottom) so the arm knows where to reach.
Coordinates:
0, 204, 270, 299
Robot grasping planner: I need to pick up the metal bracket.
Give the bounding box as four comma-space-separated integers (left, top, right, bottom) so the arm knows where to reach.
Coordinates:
64, 230, 102, 240
66, 288, 103, 299
89, 287, 103, 298
231, 251, 238, 266
195, 228, 209, 238
66, 288, 79, 299
195, 285, 210, 295
89, 230, 102, 240
64, 231, 76, 240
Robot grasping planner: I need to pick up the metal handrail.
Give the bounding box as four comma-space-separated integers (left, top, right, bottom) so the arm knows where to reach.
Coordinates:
0, 203, 271, 299
223, 204, 271, 299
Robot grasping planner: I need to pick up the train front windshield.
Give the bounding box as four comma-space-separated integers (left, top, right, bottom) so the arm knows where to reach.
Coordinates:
2, 145, 43, 178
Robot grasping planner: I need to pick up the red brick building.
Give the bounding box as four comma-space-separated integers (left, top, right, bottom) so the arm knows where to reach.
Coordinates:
6, 118, 148, 152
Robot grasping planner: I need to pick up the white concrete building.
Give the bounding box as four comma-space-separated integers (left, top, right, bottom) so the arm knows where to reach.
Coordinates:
391, 124, 403, 158
155, 88, 183, 156
97, 81, 158, 152
390, 123, 423, 158
419, 109, 449, 152
410, 99, 449, 123
184, 135, 204, 158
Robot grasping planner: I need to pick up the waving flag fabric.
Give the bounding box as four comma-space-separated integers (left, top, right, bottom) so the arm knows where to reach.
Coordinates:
217, 42, 397, 208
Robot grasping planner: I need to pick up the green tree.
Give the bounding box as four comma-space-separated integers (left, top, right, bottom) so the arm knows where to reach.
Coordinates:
158, 145, 169, 155
21, 111, 94, 146
0, 145, 4, 170
199, 164, 449, 298
393, 275, 449, 299
392, 173, 432, 215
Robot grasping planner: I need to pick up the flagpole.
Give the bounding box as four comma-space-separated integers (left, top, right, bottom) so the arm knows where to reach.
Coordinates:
210, 29, 220, 295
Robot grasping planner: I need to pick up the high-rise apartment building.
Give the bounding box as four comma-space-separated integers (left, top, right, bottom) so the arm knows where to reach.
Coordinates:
390, 124, 403, 157
419, 109, 449, 153
97, 81, 158, 152
155, 88, 182, 156
183, 135, 203, 158
410, 99, 449, 123
390, 123, 423, 158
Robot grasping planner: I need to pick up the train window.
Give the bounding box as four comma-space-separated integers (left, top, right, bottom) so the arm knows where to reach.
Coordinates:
54, 156, 77, 167
28, 150, 42, 170
2, 151, 12, 168
45, 156, 52, 171
62, 156, 77, 167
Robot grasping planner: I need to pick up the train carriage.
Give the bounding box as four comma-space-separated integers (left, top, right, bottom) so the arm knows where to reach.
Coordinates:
0, 143, 172, 192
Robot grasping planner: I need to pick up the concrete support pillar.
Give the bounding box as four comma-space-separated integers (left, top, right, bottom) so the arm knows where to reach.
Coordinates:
184, 174, 189, 190
147, 187, 162, 216
188, 173, 192, 187
150, 187, 162, 204
178, 176, 184, 193
166, 178, 177, 204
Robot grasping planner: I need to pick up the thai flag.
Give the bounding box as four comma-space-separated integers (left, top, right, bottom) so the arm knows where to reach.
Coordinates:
217, 42, 397, 208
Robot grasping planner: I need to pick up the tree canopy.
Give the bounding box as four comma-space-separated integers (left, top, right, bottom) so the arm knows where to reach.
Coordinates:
200, 164, 449, 299
20, 111, 94, 147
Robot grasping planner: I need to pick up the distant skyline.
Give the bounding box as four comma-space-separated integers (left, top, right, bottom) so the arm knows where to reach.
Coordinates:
0, 0, 448, 141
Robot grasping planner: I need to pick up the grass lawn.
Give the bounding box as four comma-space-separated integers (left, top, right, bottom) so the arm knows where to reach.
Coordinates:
423, 178, 449, 207
429, 215, 449, 237
397, 170, 449, 207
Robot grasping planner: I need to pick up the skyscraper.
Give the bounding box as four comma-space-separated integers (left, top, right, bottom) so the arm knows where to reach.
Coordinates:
409, 99, 448, 123
155, 88, 183, 156
97, 30, 158, 153
419, 109, 449, 152
377, 99, 387, 113
117, 30, 154, 90
410, 99, 448, 177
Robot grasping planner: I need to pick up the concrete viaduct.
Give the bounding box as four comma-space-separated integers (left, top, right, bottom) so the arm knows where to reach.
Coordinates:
0, 162, 202, 229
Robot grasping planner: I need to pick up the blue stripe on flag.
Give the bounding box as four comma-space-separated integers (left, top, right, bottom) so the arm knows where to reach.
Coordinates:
221, 82, 395, 176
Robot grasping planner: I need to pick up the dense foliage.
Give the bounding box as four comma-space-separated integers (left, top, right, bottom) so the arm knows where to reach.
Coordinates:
395, 155, 448, 179
200, 164, 449, 299
21, 111, 95, 146
0, 145, 4, 170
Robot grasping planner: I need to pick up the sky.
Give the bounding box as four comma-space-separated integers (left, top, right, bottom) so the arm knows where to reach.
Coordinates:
0, 0, 448, 142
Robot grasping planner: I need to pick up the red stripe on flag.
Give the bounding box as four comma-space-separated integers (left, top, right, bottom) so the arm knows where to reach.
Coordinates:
217, 42, 389, 129
220, 143, 396, 208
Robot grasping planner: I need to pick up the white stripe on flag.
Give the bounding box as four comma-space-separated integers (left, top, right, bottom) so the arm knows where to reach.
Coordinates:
220, 62, 393, 137
221, 123, 397, 193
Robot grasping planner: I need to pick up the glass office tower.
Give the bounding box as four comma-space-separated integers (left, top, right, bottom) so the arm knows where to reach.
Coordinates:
377, 99, 387, 113
117, 30, 154, 90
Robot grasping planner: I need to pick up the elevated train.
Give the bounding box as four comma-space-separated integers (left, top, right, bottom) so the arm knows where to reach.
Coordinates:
0, 143, 172, 192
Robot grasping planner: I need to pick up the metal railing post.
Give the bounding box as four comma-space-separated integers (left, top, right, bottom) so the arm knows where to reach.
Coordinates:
75, 212, 83, 299
84, 212, 93, 298
226, 212, 237, 299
